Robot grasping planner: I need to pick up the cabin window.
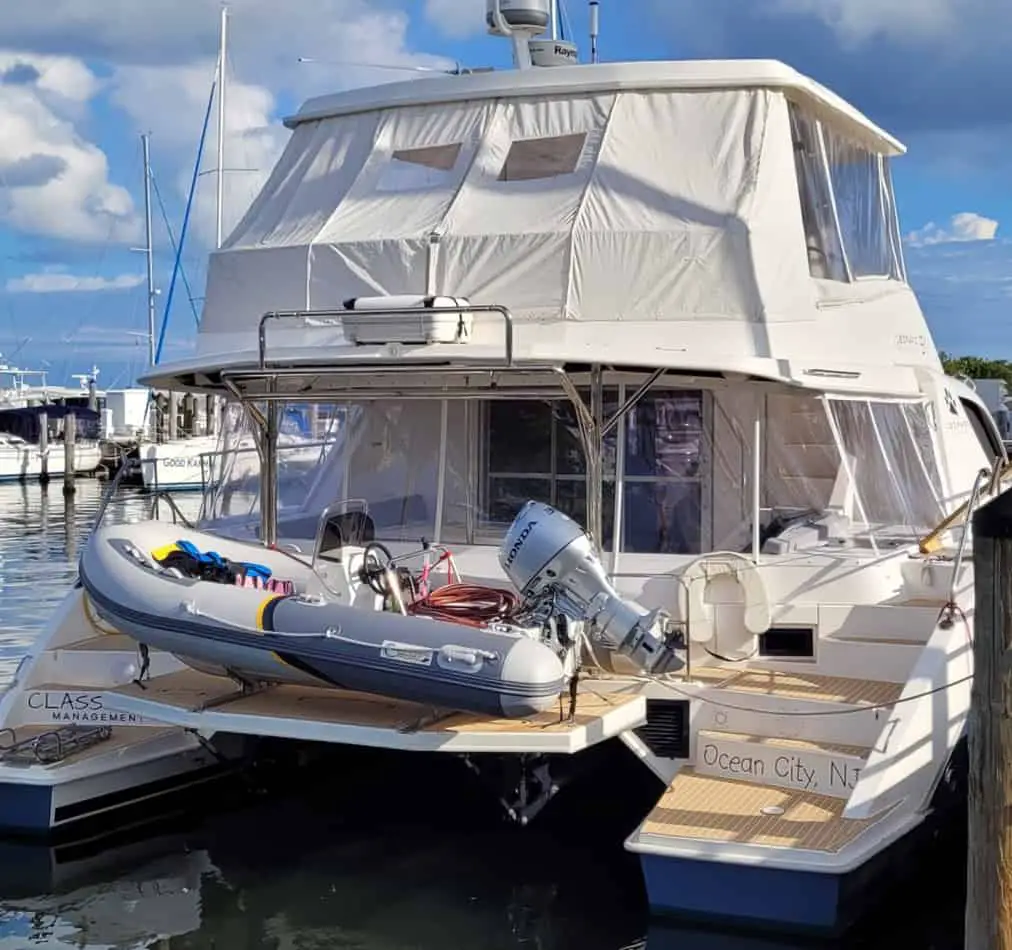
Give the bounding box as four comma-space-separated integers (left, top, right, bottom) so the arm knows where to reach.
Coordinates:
822, 127, 896, 279
789, 106, 848, 282
481, 390, 705, 553
375, 142, 463, 192
497, 132, 587, 181
482, 396, 616, 547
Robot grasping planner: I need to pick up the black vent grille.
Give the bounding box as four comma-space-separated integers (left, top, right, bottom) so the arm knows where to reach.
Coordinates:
758, 626, 815, 659
634, 699, 690, 759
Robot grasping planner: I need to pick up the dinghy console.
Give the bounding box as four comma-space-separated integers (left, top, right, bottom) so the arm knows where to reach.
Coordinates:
500, 501, 684, 674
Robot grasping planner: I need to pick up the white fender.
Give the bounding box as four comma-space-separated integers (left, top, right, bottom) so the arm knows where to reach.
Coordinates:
676, 552, 772, 644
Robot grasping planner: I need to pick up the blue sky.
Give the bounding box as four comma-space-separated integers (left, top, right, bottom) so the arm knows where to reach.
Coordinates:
0, 0, 1008, 387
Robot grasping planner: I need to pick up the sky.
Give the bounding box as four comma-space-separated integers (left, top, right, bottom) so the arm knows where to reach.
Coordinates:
0, 0, 1007, 388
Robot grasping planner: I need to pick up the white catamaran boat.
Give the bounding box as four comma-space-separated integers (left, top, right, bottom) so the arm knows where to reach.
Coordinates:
0, 0, 1002, 934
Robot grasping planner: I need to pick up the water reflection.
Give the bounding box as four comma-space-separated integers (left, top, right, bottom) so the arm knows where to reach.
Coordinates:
0, 480, 203, 688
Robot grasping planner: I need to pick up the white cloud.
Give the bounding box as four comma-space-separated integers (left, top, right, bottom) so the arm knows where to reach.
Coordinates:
906, 212, 1000, 247
424, 0, 485, 38
6, 272, 145, 293
0, 52, 140, 244
100, 4, 455, 249
771, 0, 961, 44
0, 4, 457, 250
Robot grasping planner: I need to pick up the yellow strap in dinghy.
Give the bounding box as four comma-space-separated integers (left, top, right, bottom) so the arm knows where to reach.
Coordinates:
150, 542, 180, 562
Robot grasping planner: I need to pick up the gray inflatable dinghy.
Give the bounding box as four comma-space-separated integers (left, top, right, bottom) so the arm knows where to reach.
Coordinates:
78, 521, 566, 719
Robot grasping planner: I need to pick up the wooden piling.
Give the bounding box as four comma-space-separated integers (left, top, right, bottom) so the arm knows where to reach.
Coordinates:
168, 391, 179, 440
38, 411, 49, 484
206, 395, 217, 437
967, 491, 1012, 950
62, 413, 76, 496
182, 393, 195, 436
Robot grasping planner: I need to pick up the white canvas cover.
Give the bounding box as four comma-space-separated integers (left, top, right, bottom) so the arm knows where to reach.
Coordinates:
201, 87, 810, 336
162, 63, 940, 395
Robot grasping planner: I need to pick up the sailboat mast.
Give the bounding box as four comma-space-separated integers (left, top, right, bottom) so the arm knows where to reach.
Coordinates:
215, 5, 228, 250
141, 132, 156, 366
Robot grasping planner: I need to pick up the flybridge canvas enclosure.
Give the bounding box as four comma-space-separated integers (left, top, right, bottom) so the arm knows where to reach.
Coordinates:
161, 62, 939, 392
206, 86, 803, 330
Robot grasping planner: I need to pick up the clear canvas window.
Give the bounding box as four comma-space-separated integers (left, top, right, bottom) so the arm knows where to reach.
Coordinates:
881, 158, 907, 281
789, 106, 847, 281
822, 128, 895, 279
497, 132, 587, 182
375, 142, 462, 193
827, 399, 943, 534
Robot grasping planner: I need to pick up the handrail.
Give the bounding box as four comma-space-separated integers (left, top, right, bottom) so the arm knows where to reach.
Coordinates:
919, 453, 1012, 554
257, 304, 515, 370
946, 466, 991, 602
148, 490, 196, 529
91, 458, 141, 532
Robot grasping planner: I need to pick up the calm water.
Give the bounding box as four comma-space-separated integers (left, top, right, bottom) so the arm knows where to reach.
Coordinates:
0, 482, 967, 950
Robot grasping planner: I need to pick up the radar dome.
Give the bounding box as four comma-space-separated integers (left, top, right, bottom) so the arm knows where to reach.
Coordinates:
485, 0, 552, 34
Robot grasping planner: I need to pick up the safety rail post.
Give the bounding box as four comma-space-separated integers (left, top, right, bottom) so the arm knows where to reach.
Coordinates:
966, 488, 1012, 950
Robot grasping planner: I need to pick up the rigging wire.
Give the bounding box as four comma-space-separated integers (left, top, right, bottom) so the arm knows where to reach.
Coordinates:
149, 173, 201, 327
155, 72, 217, 363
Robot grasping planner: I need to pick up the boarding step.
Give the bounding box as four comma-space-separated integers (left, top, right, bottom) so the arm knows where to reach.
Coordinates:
635, 768, 894, 855
102, 668, 648, 754
691, 669, 902, 749
694, 730, 869, 799
746, 637, 923, 682
817, 603, 943, 644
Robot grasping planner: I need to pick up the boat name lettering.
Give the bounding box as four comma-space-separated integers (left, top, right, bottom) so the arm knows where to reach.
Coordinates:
23, 690, 146, 725
504, 520, 538, 568
159, 456, 204, 468
700, 741, 861, 792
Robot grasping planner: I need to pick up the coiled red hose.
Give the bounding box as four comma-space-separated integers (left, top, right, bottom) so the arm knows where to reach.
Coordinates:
406, 583, 520, 628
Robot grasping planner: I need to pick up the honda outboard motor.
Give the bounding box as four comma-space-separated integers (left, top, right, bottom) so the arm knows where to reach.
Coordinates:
499, 501, 683, 673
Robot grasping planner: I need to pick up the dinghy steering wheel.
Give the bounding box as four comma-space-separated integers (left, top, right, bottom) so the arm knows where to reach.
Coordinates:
359, 541, 395, 595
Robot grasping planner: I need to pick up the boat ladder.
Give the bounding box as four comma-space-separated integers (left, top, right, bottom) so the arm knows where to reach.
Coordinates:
0, 724, 112, 766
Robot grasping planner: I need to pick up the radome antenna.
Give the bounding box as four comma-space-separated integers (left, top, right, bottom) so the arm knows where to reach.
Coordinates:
486, 0, 578, 69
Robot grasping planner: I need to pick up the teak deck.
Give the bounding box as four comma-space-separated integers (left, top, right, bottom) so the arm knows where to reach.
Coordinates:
105, 668, 648, 754
640, 769, 891, 853
713, 670, 903, 707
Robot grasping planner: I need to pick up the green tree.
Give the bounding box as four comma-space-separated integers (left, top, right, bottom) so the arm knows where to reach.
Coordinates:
939, 351, 1012, 389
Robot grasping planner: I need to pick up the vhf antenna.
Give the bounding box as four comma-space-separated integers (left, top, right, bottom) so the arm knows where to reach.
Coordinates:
589, 1, 599, 64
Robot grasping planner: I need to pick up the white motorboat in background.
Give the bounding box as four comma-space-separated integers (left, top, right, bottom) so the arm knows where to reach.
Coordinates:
0, 433, 102, 482
1, 0, 1002, 936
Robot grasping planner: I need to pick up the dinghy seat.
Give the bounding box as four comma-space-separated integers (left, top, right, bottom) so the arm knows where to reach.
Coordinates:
317, 511, 376, 563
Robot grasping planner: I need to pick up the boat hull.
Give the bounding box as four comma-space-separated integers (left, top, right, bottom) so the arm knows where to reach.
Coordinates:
637, 742, 967, 934
0, 737, 226, 837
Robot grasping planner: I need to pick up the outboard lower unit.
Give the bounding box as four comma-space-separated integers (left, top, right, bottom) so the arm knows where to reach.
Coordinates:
500, 501, 684, 674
